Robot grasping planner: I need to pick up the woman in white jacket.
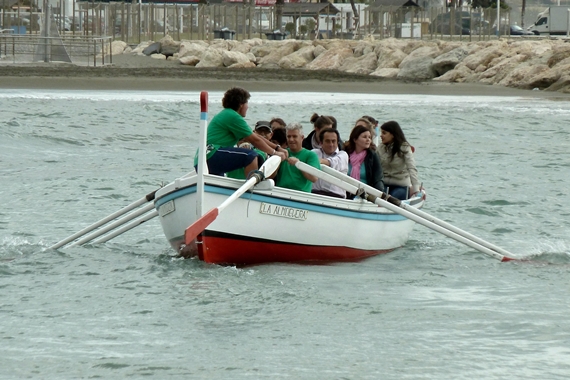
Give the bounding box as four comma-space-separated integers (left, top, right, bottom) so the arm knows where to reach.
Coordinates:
377, 121, 421, 200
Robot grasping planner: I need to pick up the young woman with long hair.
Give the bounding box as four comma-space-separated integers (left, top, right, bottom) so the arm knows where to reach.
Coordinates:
377, 120, 421, 200
344, 123, 384, 194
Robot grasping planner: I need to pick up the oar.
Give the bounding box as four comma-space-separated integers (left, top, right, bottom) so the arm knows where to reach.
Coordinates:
295, 162, 518, 262
92, 210, 159, 244
49, 188, 159, 250
319, 165, 516, 260
67, 203, 156, 248
184, 155, 282, 245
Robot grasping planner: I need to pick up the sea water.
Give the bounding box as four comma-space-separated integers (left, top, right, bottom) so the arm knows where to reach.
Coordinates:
1, 89, 569, 379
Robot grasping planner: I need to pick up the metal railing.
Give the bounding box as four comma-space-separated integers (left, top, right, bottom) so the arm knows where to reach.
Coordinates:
0, 2, 536, 65
2, 3, 524, 43
0, 33, 113, 66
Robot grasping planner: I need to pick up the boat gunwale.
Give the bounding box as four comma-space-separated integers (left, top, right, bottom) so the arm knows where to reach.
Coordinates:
154, 173, 424, 216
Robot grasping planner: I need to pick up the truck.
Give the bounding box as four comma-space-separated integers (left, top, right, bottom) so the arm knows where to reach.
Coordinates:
527, 6, 570, 35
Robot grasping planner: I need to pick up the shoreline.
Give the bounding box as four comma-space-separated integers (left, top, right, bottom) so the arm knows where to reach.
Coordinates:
2, 62, 570, 99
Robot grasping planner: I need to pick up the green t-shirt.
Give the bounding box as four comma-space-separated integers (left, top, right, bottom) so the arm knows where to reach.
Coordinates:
276, 148, 321, 193
194, 108, 253, 166
226, 149, 267, 180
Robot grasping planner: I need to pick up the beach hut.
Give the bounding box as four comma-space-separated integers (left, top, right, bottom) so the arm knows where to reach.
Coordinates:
365, 0, 422, 37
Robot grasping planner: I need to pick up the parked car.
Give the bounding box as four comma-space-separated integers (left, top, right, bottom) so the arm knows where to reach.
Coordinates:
429, 21, 470, 36
509, 25, 534, 36
430, 11, 486, 35
53, 15, 72, 31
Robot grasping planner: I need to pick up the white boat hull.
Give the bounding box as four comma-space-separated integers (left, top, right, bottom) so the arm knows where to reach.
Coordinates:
154, 173, 424, 265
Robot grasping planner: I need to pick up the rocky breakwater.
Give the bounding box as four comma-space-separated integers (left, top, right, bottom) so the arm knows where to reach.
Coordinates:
109, 35, 570, 93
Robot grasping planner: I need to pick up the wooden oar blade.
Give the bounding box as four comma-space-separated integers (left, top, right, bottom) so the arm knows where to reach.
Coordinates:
185, 208, 219, 244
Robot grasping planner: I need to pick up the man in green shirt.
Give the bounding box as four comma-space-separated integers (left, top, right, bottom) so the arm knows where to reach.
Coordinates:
195, 87, 286, 176
275, 123, 320, 192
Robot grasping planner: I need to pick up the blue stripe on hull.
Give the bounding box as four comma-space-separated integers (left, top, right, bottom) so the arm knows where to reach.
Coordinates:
155, 183, 406, 222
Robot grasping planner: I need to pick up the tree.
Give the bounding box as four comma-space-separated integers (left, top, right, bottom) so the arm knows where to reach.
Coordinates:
470, 0, 510, 10
521, 0, 526, 27
276, 0, 284, 31
350, 0, 359, 31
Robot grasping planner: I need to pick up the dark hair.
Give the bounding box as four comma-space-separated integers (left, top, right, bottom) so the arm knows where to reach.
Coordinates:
326, 115, 337, 129
380, 120, 408, 160
344, 125, 374, 155
270, 128, 287, 146
310, 113, 333, 130
222, 87, 250, 111
318, 128, 340, 144
270, 117, 286, 129
362, 115, 378, 126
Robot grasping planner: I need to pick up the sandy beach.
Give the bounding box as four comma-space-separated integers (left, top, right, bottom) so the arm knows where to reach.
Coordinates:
2, 54, 570, 99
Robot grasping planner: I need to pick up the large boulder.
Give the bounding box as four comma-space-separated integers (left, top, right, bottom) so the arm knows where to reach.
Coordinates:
279, 45, 315, 69
340, 52, 378, 74
431, 47, 468, 76
499, 63, 550, 88
478, 54, 528, 84
178, 41, 207, 59
179, 55, 200, 66
228, 61, 256, 68
109, 40, 127, 56
130, 41, 153, 55
370, 67, 399, 78
401, 44, 440, 63
398, 57, 437, 80
376, 48, 407, 69
159, 35, 180, 49
305, 46, 353, 70
546, 71, 570, 92
432, 63, 475, 83
547, 45, 570, 67
396, 45, 440, 80
257, 41, 301, 67
142, 42, 161, 56
250, 42, 277, 59
461, 43, 506, 71
196, 48, 224, 67
160, 45, 179, 57
353, 41, 375, 57
230, 40, 254, 54
313, 44, 327, 57
222, 50, 250, 67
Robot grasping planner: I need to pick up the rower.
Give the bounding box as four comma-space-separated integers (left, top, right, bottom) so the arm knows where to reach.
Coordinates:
193, 87, 287, 177
275, 123, 321, 193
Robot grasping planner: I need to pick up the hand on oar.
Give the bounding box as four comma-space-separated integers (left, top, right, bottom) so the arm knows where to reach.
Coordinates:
184, 155, 282, 245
